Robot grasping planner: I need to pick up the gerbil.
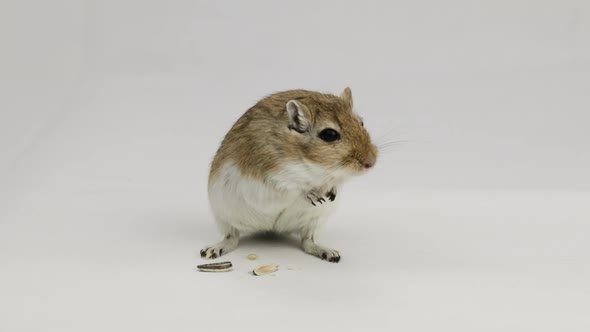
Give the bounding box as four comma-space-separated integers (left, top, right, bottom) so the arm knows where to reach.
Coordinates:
201, 87, 378, 262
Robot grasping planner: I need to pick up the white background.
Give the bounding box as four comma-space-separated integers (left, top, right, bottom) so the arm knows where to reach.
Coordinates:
1, 1, 589, 331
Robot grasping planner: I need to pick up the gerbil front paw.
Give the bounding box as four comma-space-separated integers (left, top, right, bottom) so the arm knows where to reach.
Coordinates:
305, 191, 325, 206
305, 188, 336, 206
200, 246, 224, 259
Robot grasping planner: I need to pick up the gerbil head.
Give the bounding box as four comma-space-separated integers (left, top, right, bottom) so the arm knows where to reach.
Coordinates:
284, 87, 378, 179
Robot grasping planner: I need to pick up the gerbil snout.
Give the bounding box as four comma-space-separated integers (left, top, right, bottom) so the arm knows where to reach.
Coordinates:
364, 152, 377, 169
362, 145, 378, 169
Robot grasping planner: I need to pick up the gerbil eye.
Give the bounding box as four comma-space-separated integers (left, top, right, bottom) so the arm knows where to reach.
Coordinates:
318, 128, 340, 142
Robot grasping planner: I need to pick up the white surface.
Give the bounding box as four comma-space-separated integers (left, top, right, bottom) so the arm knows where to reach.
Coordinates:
1, 1, 590, 331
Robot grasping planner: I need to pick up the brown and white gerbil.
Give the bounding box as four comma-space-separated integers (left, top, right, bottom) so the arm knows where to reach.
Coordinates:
201, 87, 378, 263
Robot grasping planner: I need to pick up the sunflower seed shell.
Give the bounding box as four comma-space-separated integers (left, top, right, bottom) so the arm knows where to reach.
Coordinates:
252, 263, 279, 276
197, 261, 232, 272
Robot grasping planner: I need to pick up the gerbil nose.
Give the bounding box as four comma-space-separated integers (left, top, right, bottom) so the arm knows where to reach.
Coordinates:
364, 151, 377, 169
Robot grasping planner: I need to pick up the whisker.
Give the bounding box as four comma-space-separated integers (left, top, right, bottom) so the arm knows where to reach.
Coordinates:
377, 140, 410, 150
377, 149, 400, 155
374, 127, 400, 144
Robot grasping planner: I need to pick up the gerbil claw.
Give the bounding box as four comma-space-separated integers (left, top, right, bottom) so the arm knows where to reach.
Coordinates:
200, 246, 224, 260
317, 249, 340, 263
306, 192, 321, 206
326, 189, 337, 202
306, 190, 336, 206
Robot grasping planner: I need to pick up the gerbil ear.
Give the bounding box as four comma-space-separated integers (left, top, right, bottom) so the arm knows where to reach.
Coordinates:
340, 87, 353, 108
286, 100, 311, 133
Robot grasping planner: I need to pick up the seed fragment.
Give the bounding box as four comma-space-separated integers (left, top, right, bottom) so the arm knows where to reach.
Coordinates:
247, 254, 258, 261
197, 261, 232, 272
252, 263, 279, 276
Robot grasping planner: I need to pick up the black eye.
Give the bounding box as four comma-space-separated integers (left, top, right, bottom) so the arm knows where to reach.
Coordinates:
318, 128, 340, 142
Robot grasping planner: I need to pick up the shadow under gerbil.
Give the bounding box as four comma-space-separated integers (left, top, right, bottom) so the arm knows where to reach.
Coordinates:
238, 232, 301, 251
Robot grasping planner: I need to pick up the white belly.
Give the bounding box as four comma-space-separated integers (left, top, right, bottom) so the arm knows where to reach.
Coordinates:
208, 163, 338, 235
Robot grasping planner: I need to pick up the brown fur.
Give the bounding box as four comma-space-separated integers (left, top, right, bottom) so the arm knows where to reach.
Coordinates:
209, 88, 377, 187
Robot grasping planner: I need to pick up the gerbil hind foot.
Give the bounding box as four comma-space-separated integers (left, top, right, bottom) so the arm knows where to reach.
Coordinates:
302, 238, 341, 263
200, 231, 239, 259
